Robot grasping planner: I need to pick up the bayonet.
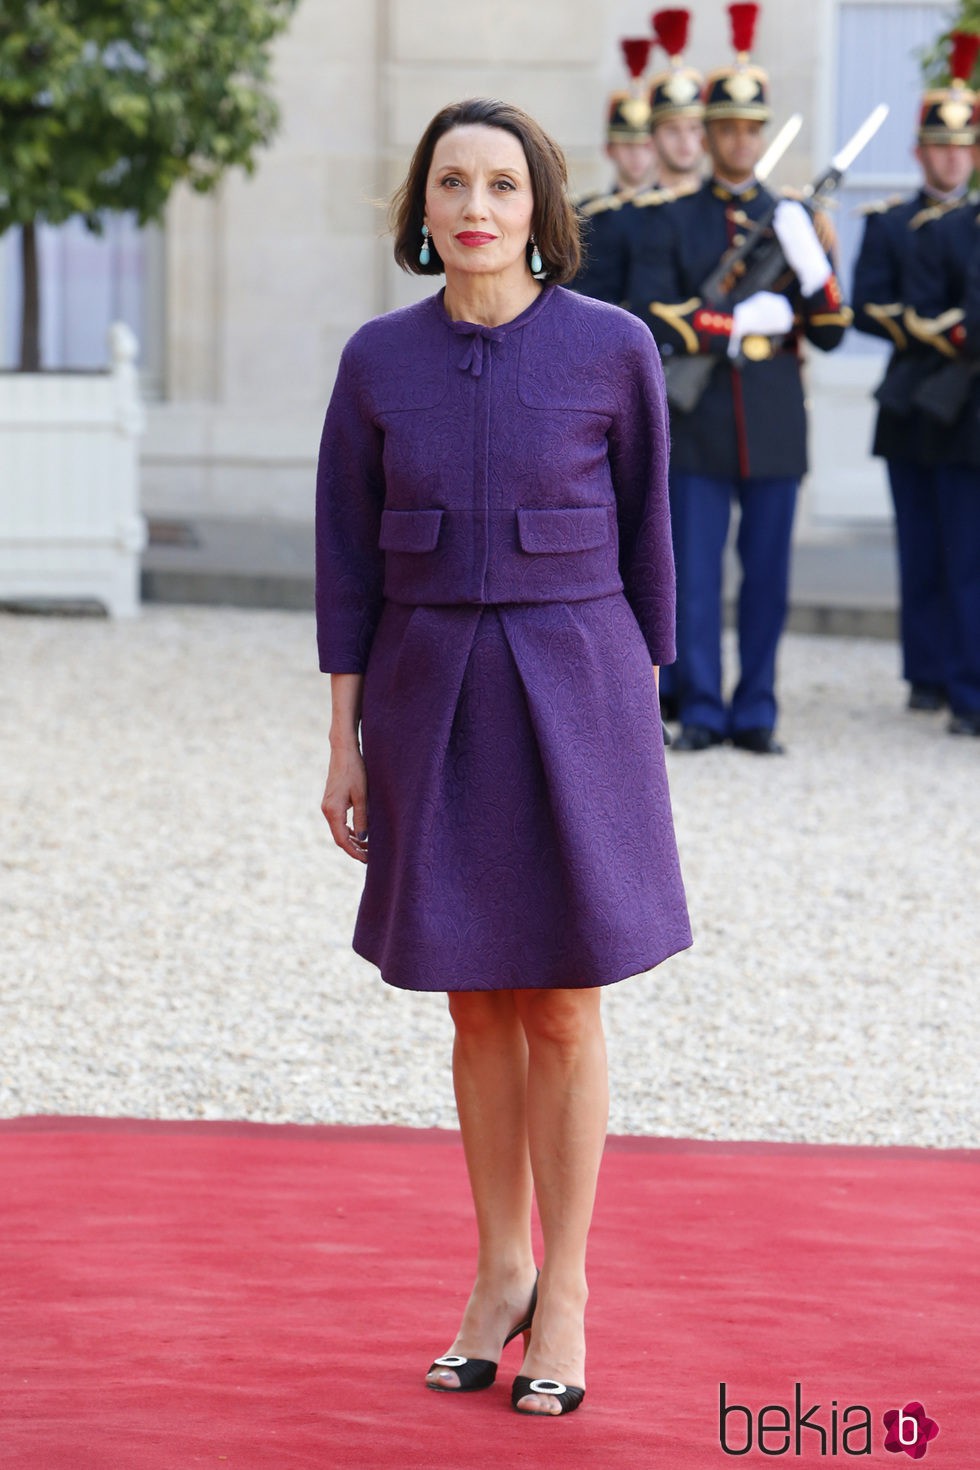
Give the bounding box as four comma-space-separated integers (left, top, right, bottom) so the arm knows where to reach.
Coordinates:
756, 114, 803, 182
802, 104, 890, 202
832, 103, 889, 175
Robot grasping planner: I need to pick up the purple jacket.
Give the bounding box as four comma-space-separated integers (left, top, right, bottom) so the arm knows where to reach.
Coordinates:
315, 284, 675, 673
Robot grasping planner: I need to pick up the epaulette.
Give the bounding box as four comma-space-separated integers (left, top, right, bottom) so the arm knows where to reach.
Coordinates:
854, 194, 906, 217
570, 188, 603, 211
578, 191, 627, 217
632, 186, 678, 209
909, 198, 966, 230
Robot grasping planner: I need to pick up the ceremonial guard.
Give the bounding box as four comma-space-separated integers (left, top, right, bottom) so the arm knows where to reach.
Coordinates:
626, 3, 850, 753
902, 79, 980, 737
646, 9, 706, 192
628, 9, 706, 715
852, 33, 976, 715
572, 17, 705, 308
571, 38, 658, 305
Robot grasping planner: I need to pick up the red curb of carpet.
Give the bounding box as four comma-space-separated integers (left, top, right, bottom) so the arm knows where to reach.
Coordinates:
0, 1117, 975, 1469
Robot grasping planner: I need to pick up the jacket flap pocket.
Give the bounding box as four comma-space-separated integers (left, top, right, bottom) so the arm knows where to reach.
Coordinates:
516, 505, 610, 554
379, 507, 444, 552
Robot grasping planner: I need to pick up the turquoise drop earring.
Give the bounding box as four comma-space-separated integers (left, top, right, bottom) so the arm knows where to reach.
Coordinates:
419, 224, 431, 266
530, 235, 542, 275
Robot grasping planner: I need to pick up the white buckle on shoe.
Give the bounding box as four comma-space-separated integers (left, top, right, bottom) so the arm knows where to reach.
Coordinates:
529, 1378, 567, 1395
433, 1354, 468, 1368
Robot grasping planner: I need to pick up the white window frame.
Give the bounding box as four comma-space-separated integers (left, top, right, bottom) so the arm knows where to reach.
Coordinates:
805, 0, 947, 523
816, 0, 951, 191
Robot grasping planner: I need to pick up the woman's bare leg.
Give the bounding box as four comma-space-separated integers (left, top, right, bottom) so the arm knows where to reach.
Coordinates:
510, 986, 608, 1413
425, 990, 538, 1388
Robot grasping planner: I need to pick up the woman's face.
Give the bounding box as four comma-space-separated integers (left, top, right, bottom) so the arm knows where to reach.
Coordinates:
424, 124, 535, 282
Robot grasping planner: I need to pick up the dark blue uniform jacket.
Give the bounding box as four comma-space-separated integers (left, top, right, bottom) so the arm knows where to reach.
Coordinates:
570, 188, 651, 307
852, 191, 966, 463
905, 198, 980, 469
625, 180, 850, 479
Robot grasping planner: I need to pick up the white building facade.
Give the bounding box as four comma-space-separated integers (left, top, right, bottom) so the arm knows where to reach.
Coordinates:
0, 0, 949, 526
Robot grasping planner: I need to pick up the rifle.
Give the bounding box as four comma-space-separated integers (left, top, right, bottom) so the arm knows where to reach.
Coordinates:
663, 104, 888, 414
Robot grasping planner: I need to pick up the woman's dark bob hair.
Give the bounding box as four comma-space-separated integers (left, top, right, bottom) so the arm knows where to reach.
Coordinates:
390, 98, 581, 285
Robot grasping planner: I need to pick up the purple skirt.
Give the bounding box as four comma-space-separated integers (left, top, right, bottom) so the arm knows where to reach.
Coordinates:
354, 594, 692, 991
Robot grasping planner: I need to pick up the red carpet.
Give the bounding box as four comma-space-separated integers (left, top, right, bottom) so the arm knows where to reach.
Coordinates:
0, 1118, 975, 1468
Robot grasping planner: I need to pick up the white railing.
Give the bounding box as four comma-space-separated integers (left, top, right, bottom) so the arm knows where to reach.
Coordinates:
0, 322, 147, 616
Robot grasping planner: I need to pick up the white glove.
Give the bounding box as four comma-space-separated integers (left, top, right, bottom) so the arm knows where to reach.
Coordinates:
773, 199, 833, 297
728, 291, 794, 358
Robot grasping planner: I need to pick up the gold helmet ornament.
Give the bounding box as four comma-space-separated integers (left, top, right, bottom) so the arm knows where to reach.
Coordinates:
607, 37, 655, 140
918, 31, 980, 145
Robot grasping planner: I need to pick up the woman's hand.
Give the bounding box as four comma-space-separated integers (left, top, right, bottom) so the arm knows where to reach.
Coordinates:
321, 744, 369, 863
323, 672, 368, 862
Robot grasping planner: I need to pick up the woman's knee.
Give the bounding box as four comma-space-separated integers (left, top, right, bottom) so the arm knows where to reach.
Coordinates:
514, 987, 603, 1053
448, 989, 519, 1038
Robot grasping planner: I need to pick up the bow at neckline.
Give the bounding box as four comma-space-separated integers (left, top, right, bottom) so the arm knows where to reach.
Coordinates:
448, 319, 507, 378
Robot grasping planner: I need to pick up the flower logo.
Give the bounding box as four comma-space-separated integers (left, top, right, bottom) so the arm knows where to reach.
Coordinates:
883, 1401, 940, 1459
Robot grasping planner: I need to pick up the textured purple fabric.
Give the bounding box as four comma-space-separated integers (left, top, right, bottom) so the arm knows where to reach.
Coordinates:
315, 284, 691, 991
316, 285, 676, 671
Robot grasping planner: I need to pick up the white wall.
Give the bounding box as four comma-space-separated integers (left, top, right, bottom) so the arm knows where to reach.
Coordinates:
113, 0, 890, 522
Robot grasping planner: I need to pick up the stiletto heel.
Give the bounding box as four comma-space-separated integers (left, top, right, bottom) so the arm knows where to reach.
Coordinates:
502, 1283, 537, 1348
426, 1271, 539, 1393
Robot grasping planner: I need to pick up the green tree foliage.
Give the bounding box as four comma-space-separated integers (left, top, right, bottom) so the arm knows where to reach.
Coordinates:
920, 2, 980, 86
0, 0, 298, 368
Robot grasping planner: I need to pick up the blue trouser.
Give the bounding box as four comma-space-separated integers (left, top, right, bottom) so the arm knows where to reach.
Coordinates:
887, 459, 947, 691
658, 651, 678, 703
658, 471, 680, 704
670, 472, 798, 734
936, 465, 980, 716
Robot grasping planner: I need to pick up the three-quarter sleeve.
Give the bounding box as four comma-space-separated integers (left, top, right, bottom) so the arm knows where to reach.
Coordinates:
314, 343, 386, 673
607, 328, 676, 665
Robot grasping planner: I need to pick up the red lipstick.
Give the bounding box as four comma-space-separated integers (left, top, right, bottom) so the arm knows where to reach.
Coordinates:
455, 232, 496, 246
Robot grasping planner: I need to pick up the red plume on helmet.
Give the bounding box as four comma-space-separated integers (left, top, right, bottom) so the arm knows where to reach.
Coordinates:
703, 2, 769, 120
608, 36, 655, 139
648, 9, 702, 122
621, 37, 654, 79
916, 27, 980, 144
728, 2, 760, 56
949, 30, 980, 86
651, 9, 690, 61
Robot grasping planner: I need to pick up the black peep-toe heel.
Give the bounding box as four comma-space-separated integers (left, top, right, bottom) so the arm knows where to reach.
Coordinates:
511, 1374, 586, 1416
426, 1271, 539, 1393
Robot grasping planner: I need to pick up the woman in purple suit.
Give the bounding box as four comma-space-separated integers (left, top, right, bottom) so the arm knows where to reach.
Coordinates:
316, 98, 690, 1417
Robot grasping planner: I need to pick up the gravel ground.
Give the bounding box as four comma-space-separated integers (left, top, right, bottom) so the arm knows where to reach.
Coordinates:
1, 605, 976, 1148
